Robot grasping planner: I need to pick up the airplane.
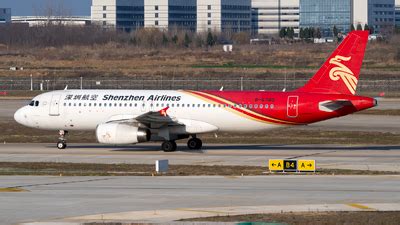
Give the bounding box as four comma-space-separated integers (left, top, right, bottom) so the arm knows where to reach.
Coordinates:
14, 31, 376, 152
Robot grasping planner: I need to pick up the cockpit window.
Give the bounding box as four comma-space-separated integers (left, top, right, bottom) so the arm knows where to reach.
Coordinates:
28, 101, 39, 107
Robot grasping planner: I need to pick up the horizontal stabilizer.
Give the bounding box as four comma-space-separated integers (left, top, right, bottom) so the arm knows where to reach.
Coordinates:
319, 100, 353, 112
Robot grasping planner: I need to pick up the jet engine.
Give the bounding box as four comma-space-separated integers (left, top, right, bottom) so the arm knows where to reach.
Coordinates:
96, 123, 150, 144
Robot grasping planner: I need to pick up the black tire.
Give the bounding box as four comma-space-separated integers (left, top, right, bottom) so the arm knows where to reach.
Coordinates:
57, 141, 67, 150
162, 141, 177, 152
187, 138, 202, 150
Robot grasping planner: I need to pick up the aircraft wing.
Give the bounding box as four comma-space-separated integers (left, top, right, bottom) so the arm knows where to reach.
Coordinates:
105, 107, 182, 129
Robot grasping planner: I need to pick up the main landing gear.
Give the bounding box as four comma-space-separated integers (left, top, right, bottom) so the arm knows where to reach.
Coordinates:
187, 138, 202, 150
161, 137, 203, 152
161, 140, 177, 152
57, 130, 68, 150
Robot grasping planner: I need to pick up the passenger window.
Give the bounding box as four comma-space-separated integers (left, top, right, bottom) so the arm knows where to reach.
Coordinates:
124, 103, 127, 107
271, 104, 274, 109
99, 103, 102, 107
89, 103, 92, 107
84, 103, 87, 107
244, 104, 247, 108
109, 103, 112, 107
265, 104, 269, 109
64, 103, 66, 106
249, 104, 253, 109
182, 104, 184, 107
254, 104, 258, 109
114, 103, 118, 107
74, 103, 76, 107
69, 103, 72, 106
161, 103, 164, 107
135, 103, 138, 107
129, 103, 132, 107
79, 103, 81, 107
156, 103, 159, 107
260, 104, 263, 109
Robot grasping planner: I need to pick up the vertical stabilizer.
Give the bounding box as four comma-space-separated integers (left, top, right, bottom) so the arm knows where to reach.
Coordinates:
297, 31, 369, 95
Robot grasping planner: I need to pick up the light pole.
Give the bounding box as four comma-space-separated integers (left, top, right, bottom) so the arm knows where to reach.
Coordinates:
30, 74, 33, 91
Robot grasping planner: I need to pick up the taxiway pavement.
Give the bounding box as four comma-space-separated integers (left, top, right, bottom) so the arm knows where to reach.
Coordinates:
1, 143, 400, 171
1, 175, 400, 224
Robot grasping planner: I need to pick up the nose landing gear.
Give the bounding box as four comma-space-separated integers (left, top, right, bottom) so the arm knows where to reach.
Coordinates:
57, 130, 68, 150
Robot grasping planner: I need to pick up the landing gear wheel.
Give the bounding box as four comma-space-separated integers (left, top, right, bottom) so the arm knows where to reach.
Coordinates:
57, 130, 68, 150
187, 138, 202, 150
162, 141, 177, 152
57, 141, 67, 150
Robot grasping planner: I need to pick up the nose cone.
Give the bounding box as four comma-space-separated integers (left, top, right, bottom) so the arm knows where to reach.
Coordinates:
14, 108, 26, 125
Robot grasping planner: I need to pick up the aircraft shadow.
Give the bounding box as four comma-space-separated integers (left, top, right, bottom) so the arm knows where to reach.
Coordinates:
56, 144, 400, 152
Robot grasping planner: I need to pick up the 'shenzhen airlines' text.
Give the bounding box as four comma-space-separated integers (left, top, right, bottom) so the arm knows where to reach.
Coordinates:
102, 95, 182, 101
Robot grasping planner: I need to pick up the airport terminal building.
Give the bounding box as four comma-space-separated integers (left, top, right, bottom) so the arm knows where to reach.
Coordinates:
0, 8, 11, 24
197, 0, 251, 33
251, 0, 299, 35
92, 0, 397, 35
92, 0, 250, 32
299, 0, 352, 37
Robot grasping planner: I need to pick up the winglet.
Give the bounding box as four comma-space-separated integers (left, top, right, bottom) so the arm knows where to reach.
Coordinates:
159, 107, 169, 117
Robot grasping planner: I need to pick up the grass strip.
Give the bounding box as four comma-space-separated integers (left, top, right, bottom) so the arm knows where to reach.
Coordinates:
0, 162, 398, 176
180, 211, 400, 225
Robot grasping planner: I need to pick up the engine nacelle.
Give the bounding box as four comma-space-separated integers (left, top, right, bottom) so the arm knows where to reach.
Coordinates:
96, 123, 150, 144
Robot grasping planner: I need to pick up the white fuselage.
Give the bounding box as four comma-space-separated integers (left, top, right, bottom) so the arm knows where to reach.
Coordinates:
14, 90, 281, 133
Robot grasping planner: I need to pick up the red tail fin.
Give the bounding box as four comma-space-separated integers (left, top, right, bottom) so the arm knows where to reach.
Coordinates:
297, 31, 369, 95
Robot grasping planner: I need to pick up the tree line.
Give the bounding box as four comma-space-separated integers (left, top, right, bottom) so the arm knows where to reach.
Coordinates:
279, 24, 374, 39
0, 23, 253, 49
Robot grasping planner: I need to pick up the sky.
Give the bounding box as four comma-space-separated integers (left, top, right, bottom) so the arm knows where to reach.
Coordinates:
1, 0, 91, 16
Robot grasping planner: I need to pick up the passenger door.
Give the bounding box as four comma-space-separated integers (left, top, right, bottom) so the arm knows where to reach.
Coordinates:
287, 96, 299, 118
49, 94, 61, 116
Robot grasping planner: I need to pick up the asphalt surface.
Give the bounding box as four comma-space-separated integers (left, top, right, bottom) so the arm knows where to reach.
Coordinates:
1, 143, 400, 171
1, 175, 400, 224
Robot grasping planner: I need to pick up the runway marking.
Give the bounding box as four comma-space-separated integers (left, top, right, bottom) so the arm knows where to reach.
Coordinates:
9, 178, 113, 189
0, 187, 28, 192
175, 208, 227, 214
347, 203, 376, 211
286, 150, 338, 160
224, 176, 240, 179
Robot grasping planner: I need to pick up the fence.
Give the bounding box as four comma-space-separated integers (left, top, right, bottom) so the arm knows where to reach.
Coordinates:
0, 78, 399, 93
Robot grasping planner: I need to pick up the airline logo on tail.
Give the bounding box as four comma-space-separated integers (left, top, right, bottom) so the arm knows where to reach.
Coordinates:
329, 55, 358, 95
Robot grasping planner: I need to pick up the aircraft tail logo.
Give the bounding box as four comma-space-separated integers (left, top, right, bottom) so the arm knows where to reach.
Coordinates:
296, 31, 369, 95
329, 55, 357, 95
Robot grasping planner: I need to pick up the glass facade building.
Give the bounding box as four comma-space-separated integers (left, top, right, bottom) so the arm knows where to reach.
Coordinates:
0, 8, 11, 23
396, 6, 400, 27
368, 0, 395, 33
116, 5, 145, 32
300, 0, 352, 37
168, 4, 197, 32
